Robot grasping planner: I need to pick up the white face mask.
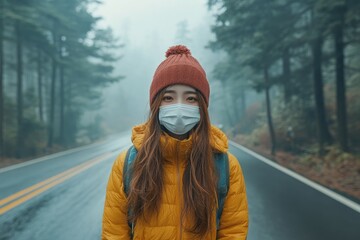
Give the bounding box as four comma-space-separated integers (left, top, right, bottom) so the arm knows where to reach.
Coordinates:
159, 103, 200, 135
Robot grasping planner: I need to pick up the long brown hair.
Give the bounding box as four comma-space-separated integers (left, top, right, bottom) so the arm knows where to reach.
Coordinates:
127, 87, 218, 237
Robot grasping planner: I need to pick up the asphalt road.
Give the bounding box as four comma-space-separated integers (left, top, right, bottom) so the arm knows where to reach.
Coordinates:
0, 133, 359, 240
230, 142, 360, 240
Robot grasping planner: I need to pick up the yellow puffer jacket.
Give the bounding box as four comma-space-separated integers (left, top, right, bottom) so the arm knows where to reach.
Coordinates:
102, 123, 248, 240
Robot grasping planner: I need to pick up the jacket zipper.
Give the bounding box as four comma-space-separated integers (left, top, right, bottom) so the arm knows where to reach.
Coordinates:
176, 142, 183, 240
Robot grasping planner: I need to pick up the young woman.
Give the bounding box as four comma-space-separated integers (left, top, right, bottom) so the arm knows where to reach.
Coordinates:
102, 45, 248, 239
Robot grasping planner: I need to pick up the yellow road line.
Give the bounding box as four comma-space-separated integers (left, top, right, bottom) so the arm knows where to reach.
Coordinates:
0, 152, 113, 215
0, 160, 89, 207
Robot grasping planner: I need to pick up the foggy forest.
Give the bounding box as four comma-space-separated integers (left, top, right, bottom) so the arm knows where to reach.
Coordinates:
0, 0, 359, 239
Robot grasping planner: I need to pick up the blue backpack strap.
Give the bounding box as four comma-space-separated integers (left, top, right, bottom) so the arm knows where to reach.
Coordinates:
214, 152, 230, 231
123, 145, 138, 238
123, 145, 137, 195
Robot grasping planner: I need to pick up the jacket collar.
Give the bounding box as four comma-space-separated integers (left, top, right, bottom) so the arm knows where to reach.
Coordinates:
131, 123, 228, 162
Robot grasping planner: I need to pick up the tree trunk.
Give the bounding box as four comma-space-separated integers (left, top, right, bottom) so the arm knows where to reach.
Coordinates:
48, 22, 58, 148
0, 0, 4, 157
223, 81, 236, 127
312, 34, 332, 155
48, 55, 56, 148
15, 20, 24, 158
65, 79, 72, 146
37, 48, 44, 122
264, 66, 276, 155
231, 86, 241, 122
282, 48, 291, 102
334, 19, 349, 152
240, 87, 246, 119
59, 65, 64, 145
58, 34, 66, 146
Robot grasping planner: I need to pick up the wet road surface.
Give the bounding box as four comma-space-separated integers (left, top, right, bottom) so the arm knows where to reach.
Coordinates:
230, 142, 360, 240
0, 133, 359, 240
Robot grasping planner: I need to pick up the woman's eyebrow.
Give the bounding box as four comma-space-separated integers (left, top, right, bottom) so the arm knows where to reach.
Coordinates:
164, 90, 176, 94
184, 91, 196, 94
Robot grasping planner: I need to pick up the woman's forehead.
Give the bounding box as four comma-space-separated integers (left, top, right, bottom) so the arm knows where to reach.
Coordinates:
165, 84, 196, 92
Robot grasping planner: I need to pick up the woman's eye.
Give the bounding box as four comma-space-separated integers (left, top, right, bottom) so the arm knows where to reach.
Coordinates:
187, 97, 198, 102
163, 96, 173, 101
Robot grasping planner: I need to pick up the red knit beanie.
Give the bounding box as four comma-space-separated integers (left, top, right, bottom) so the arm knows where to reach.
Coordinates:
150, 45, 210, 106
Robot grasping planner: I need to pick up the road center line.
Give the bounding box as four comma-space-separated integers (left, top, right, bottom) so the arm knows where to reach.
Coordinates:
0, 157, 100, 207
0, 152, 114, 215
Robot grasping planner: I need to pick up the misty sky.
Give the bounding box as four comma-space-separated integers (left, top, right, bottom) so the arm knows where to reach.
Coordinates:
92, 0, 223, 132
96, 0, 211, 48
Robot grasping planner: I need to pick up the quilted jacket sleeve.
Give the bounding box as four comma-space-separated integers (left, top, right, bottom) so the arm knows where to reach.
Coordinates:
217, 152, 249, 239
102, 150, 131, 240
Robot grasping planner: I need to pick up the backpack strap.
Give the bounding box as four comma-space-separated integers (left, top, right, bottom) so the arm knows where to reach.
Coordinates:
123, 145, 137, 195
123, 146, 229, 232
123, 145, 138, 238
214, 152, 230, 230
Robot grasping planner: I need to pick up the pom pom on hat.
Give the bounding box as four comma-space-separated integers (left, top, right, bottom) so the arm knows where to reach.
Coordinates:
165, 45, 191, 58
